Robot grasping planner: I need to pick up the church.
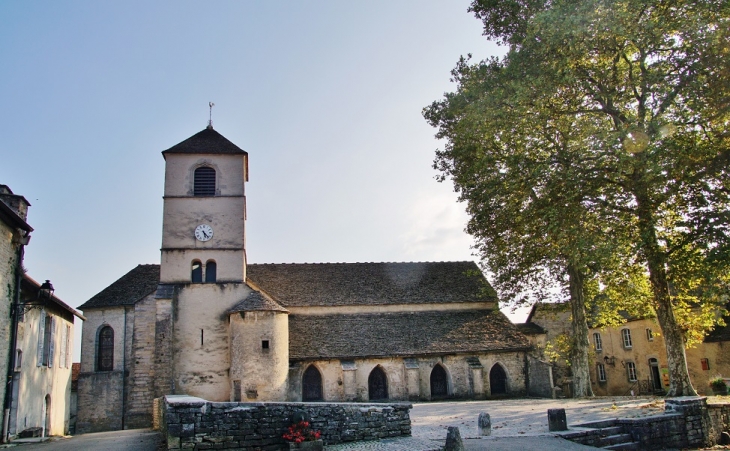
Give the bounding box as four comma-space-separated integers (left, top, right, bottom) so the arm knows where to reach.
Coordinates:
75, 126, 532, 433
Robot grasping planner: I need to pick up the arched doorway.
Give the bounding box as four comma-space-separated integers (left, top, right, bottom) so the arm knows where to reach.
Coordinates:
43, 395, 51, 437
430, 365, 448, 398
489, 364, 507, 395
302, 365, 323, 401
648, 358, 662, 391
368, 367, 388, 400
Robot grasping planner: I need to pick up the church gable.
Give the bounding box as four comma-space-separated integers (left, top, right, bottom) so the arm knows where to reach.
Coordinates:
79, 264, 160, 309
247, 261, 496, 308
288, 309, 530, 360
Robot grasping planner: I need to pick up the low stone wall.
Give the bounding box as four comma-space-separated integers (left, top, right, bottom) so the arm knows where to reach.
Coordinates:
160, 395, 412, 450
708, 401, 730, 444
562, 397, 730, 450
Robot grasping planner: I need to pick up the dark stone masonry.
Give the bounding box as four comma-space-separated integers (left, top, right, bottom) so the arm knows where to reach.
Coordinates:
158, 395, 412, 450
561, 397, 730, 450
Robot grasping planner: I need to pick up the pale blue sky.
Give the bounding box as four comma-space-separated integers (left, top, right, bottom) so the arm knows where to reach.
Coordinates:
0, 1, 529, 358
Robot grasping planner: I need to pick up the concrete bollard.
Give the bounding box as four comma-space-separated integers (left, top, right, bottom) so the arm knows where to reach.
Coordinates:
444, 426, 465, 451
477, 412, 491, 436
547, 408, 567, 431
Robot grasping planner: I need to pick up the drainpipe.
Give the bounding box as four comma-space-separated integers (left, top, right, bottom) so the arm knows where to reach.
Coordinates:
121, 307, 127, 430
3, 243, 25, 443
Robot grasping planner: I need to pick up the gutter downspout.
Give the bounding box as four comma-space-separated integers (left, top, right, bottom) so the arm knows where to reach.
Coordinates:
3, 244, 25, 443
121, 306, 127, 430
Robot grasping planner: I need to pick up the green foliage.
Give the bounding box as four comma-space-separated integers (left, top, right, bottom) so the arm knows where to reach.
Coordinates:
427, 0, 730, 395
543, 333, 572, 367
710, 376, 728, 391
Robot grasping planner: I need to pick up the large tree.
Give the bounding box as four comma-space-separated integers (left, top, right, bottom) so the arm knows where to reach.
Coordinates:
427, 0, 730, 396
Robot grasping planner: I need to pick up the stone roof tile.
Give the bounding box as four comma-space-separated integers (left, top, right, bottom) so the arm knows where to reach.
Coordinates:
228, 290, 289, 313
288, 309, 530, 360
247, 261, 495, 307
161, 127, 247, 156
79, 264, 160, 310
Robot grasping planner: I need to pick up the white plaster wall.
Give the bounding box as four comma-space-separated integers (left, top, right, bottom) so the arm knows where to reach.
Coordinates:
79, 307, 128, 373
173, 283, 252, 401
14, 308, 75, 436
229, 311, 288, 401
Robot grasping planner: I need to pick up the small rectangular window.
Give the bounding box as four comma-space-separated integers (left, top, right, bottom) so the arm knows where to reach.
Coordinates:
596, 363, 606, 382
622, 329, 633, 349
701, 358, 710, 371
626, 362, 637, 381
262, 340, 270, 351
646, 328, 654, 341
593, 333, 602, 352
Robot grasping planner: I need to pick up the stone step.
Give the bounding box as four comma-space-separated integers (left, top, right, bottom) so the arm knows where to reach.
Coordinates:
597, 433, 633, 447
603, 441, 641, 451
596, 426, 624, 436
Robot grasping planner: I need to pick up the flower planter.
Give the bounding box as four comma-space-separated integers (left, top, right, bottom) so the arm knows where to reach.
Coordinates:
288, 439, 324, 450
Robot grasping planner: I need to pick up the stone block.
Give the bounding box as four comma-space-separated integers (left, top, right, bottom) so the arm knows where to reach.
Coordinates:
444, 426, 464, 451
478, 412, 491, 436
548, 408, 567, 432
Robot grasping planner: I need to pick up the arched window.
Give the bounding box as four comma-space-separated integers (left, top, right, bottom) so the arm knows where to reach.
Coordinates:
489, 364, 507, 395
97, 326, 114, 372
194, 167, 216, 196
205, 261, 217, 283
191, 261, 202, 283
368, 367, 388, 400
430, 364, 448, 398
302, 365, 323, 401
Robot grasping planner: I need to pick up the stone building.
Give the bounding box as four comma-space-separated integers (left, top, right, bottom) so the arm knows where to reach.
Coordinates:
10, 275, 84, 437
1, 185, 84, 439
76, 126, 532, 433
523, 302, 730, 397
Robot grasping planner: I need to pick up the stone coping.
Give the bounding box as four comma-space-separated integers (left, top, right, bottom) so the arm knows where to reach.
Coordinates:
164, 395, 413, 409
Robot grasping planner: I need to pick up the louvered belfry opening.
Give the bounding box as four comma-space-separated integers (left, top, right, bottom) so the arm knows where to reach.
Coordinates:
194, 167, 216, 196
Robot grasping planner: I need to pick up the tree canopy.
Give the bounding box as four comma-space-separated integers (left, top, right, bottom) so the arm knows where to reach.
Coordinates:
426, 0, 730, 396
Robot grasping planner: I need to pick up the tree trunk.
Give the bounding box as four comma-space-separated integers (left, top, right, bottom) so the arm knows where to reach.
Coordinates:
567, 264, 594, 398
635, 192, 697, 397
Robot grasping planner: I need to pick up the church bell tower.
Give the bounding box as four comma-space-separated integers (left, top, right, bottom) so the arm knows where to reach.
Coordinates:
159, 124, 249, 283
156, 124, 253, 402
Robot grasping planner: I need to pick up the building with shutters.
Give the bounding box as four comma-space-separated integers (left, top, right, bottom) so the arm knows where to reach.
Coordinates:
0, 185, 84, 439
76, 126, 533, 433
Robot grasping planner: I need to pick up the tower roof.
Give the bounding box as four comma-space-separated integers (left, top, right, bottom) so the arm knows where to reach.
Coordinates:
162, 127, 248, 157
228, 289, 289, 314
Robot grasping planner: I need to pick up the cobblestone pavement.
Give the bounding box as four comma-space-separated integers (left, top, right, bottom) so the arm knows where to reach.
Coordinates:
325, 437, 442, 451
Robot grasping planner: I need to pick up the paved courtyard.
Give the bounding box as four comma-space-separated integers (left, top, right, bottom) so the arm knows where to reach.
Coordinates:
9, 396, 667, 450
329, 396, 665, 450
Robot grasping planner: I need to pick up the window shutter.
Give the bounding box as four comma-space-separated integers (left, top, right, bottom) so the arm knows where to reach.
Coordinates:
48, 316, 56, 367
66, 325, 72, 368
37, 310, 46, 367
59, 324, 67, 368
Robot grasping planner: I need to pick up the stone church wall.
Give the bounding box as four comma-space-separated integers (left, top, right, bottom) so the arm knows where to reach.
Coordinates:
229, 310, 289, 402
126, 293, 157, 428
76, 371, 124, 433
173, 283, 252, 401
77, 306, 130, 432
287, 352, 527, 402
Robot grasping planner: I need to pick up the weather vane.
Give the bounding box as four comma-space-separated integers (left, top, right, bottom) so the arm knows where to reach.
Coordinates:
208, 102, 215, 129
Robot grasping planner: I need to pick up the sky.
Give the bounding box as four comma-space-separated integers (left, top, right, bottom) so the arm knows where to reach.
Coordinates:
0, 1, 533, 360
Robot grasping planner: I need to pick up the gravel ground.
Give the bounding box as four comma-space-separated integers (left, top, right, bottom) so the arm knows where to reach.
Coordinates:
410, 396, 666, 439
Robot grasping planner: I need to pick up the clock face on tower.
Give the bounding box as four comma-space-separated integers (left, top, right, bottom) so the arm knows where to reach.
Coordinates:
194, 224, 214, 242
